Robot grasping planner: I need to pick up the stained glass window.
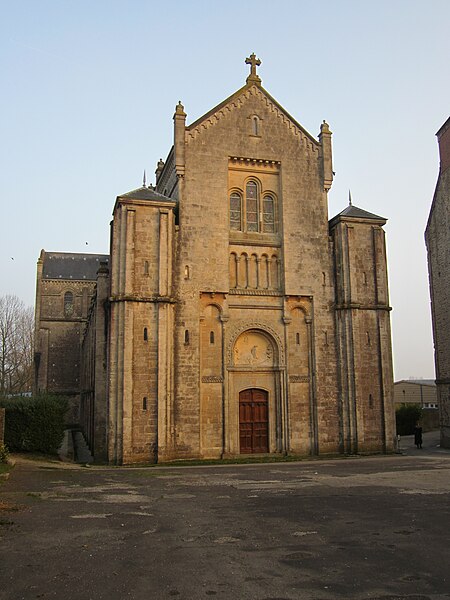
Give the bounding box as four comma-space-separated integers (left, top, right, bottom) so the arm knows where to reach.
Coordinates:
246, 181, 259, 232
230, 192, 242, 230
263, 195, 275, 233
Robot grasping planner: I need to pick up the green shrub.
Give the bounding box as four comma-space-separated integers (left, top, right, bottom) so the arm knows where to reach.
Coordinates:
0, 394, 68, 454
0, 443, 9, 463
396, 404, 422, 436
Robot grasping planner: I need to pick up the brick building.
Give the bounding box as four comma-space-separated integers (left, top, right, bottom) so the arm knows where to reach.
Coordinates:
426, 116, 450, 448
34, 55, 396, 463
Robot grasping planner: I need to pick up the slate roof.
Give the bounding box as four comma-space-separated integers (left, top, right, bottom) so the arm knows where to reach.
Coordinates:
329, 204, 386, 227
42, 252, 109, 281
117, 186, 174, 203
337, 205, 386, 220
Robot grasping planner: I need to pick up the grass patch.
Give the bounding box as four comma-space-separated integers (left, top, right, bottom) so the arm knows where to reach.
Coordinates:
26, 492, 42, 499
0, 463, 12, 476
14, 452, 60, 463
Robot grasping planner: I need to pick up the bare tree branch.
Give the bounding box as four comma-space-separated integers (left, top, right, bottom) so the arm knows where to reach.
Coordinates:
0, 295, 34, 397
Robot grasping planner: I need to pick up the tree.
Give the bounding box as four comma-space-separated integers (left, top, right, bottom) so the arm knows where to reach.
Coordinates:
395, 404, 422, 436
0, 295, 34, 397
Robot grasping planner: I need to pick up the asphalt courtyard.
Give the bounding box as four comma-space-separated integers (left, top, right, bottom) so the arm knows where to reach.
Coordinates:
1, 432, 449, 600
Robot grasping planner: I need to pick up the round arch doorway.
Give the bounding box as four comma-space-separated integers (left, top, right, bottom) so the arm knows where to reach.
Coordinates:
239, 388, 269, 453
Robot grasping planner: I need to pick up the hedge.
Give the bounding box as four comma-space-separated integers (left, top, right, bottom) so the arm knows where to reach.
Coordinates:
0, 394, 68, 454
396, 404, 422, 436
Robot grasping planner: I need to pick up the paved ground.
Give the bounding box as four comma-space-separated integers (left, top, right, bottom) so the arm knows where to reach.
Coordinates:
1, 432, 450, 600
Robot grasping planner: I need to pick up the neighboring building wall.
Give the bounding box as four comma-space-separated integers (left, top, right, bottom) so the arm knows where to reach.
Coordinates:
393, 380, 437, 408
426, 116, 450, 448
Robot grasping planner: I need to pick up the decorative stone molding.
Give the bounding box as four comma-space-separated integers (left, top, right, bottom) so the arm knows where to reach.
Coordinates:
229, 156, 281, 171
289, 375, 310, 383
228, 289, 282, 296
201, 376, 223, 383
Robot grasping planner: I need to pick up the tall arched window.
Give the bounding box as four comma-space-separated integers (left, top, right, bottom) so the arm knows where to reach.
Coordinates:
64, 291, 74, 317
263, 195, 275, 233
229, 192, 242, 231
246, 181, 259, 232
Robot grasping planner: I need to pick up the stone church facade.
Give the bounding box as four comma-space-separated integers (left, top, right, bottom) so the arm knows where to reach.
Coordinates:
34, 56, 395, 463
426, 116, 450, 449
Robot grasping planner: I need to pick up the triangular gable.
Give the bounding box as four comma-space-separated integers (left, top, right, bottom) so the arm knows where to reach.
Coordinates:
186, 82, 320, 149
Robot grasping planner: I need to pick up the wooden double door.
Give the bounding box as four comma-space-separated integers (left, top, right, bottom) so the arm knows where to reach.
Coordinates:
239, 389, 269, 453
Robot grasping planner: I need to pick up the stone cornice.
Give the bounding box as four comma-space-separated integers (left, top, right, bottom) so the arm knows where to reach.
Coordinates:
335, 303, 392, 311
109, 295, 176, 304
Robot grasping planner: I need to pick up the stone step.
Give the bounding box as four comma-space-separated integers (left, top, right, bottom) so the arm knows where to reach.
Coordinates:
72, 430, 94, 464
57, 429, 75, 461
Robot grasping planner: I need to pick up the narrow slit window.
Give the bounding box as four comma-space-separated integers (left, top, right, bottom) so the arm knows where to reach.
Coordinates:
144, 327, 148, 341
296, 332, 300, 345
144, 261, 149, 275
143, 397, 148, 410
184, 330, 189, 345
252, 116, 259, 136
210, 331, 215, 344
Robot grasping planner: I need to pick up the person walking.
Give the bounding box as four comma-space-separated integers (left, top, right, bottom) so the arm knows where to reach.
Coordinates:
414, 422, 423, 449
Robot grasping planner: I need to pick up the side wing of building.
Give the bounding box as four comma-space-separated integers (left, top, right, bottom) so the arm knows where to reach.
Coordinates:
34, 251, 109, 425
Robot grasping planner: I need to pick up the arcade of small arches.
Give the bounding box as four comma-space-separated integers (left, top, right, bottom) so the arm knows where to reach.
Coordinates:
229, 251, 281, 290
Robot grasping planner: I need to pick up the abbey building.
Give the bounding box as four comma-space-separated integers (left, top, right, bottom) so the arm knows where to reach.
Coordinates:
34, 56, 395, 463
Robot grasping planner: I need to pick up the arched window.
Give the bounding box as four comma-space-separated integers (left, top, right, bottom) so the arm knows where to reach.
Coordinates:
263, 195, 275, 233
229, 192, 242, 231
246, 181, 259, 232
64, 292, 74, 317
229, 178, 278, 235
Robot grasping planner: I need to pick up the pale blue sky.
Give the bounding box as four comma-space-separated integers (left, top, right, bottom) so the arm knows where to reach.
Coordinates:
1, 0, 449, 380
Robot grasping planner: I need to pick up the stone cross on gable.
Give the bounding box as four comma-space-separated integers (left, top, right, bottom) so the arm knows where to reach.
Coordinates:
245, 53, 262, 84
